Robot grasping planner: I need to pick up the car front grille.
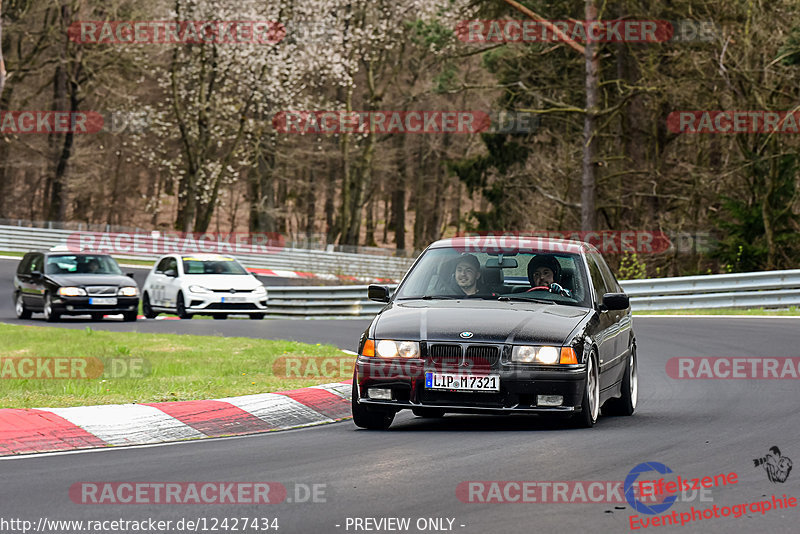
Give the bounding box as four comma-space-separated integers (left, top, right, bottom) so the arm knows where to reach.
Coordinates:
210, 288, 254, 293
425, 343, 501, 371
86, 286, 117, 296
204, 303, 259, 310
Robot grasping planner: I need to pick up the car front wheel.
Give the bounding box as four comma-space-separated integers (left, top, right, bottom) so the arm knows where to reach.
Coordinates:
176, 292, 192, 319
575, 351, 599, 428
351, 373, 395, 430
15, 293, 32, 319
43, 292, 61, 322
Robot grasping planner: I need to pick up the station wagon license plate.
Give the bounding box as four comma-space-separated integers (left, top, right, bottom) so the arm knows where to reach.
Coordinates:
425, 372, 500, 391
221, 296, 246, 303
89, 297, 117, 305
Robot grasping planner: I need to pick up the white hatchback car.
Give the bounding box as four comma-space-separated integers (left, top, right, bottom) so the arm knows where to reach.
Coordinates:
141, 254, 268, 319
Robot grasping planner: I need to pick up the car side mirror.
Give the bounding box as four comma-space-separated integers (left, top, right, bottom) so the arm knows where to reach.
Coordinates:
126, 273, 135, 279
31, 270, 42, 279
602, 293, 629, 311
368, 285, 391, 303
164, 269, 178, 278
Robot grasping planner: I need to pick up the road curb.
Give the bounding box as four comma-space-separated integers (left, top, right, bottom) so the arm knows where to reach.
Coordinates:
0, 381, 351, 456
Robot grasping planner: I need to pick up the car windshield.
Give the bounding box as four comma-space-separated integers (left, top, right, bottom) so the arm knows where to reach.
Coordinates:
45, 254, 123, 275
394, 246, 591, 307
181, 257, 249, 275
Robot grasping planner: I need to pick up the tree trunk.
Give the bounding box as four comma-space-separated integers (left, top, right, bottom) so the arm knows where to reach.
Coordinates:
248, 140, 277, 232
581, 0, 599, 232
0, 0, 5, 97
391, 133, 407, 251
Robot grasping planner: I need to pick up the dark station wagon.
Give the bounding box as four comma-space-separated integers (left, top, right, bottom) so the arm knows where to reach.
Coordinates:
13, 251, 140, 322
351, 236, 638, 429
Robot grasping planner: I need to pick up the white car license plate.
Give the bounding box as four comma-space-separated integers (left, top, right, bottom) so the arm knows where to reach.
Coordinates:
89, 297, 117, 305
425, 372, 500, 391
221, 296, 246, 303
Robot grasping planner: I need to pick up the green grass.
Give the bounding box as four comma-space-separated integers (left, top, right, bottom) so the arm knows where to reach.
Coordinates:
635, 307, 800, 316
0, 323, 352, 408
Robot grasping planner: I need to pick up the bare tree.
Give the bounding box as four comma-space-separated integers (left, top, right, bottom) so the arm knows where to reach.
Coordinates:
0, 0, 5, 97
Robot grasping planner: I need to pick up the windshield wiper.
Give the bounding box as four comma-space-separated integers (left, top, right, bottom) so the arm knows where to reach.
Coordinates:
497, 296, 555, 305
420, 295, 457, 300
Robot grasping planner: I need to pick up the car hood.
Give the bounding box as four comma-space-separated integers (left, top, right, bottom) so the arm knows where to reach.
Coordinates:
373, 300, 592, 346
45, 274, 137, 287
180, 274, 262, 290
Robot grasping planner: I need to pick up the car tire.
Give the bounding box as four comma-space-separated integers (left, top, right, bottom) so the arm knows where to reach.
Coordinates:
91, 313, 104, 321
43, 292, 61, 322
412, 407, 445, 418
249, 314, 264, 320
351, 373, 395, 430
604, 345, 637, 416
15, 293, 32, 319
176, 292, 192, 319
122, 311, 138, 322
142, 294, 158, 319
213, 314, 228, 320
574, 350, 599, 428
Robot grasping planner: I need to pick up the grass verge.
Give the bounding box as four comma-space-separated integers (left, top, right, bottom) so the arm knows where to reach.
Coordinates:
634, 307, 800, 316
0, 323, 352, 409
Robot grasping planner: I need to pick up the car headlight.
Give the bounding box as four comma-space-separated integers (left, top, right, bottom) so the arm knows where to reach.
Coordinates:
117, 286, 139, 297
253, 285, 267, 295
374, 340, 420, 359
512, 345, 562, 364
188, 285, 210, 293
58, 287, 86, 297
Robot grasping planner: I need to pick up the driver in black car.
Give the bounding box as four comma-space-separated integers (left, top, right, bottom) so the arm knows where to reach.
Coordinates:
528, 255, 572, 297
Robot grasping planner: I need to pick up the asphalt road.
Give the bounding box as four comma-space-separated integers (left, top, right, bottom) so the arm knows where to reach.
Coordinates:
2, 256, 799, 533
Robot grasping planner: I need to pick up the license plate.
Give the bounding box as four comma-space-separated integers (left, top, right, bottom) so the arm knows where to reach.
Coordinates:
425, 372, 500, 391
89, 297, 117, 305
221, 296, 246, 303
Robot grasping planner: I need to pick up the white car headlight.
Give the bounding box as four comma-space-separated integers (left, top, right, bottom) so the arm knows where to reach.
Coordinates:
188, 285, 210, 293
512, 345, 561, 364
253, 285, 267, 295
375, 340, 420, 358
117, 286, 139, 297
58, 287, 86, 297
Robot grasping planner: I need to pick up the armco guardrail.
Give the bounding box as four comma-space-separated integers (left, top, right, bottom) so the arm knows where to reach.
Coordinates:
0, 225, 415, 281
263, 270, 800, 318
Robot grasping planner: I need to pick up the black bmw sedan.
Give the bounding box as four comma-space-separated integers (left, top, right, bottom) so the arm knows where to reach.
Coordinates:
352, 236, 637, 429
13, 251, 140, 322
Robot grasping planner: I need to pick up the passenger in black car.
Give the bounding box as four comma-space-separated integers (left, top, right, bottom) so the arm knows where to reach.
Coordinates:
453, 253, 482, 296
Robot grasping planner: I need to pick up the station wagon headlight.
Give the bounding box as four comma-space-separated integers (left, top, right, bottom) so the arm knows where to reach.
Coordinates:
375, 340, 420, 359
253, 285, 267, 295
58, 287, 86, 297
512, 345, 561, 364
188, 285, 210, 293
117, 286, 139, 297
